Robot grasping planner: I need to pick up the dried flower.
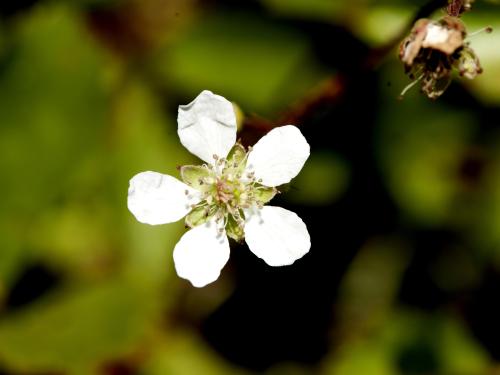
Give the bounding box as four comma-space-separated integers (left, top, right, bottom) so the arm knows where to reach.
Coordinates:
399, 16, 483, 99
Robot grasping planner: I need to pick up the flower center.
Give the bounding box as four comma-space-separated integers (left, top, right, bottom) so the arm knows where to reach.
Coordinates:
215, 176, 241, 205
181, 143, 277, 241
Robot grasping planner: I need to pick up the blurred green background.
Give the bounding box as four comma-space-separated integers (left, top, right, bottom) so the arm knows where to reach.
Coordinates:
1, 0, 500, 374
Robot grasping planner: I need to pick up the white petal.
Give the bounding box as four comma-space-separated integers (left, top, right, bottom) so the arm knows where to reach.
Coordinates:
422, 23, 463, 55
423, 24, 449, 45
128, 171, 201, 225
244, 206, 310, 266
173, 219, 230, 287
246, 125, 310, 187
178, 90, 237, 163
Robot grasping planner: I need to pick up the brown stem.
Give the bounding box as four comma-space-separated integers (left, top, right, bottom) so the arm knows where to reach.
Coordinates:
447, 0, 466, 17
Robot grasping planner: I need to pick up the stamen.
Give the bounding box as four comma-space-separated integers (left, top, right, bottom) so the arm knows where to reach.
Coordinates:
468, 26, 493, 38
399, 74, 424, 100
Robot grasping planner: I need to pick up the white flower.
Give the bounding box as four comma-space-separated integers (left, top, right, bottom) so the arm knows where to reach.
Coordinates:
128, 90, 311, 287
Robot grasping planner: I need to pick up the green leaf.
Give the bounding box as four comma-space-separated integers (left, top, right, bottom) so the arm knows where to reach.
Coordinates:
185, 203, 217, 228
440, 317, 489, 374
0, 279, 158, 374
0, 4, 111, 286
376, 84, 474, 226
158, 11, 328, 115
180, 165, 214, 191
142, 330, 248, 375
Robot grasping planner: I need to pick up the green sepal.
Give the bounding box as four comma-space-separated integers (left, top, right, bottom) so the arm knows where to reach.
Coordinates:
232, 102, 245, 131
225, 143, 247, 174
225, 214, 244, 242
185, 203, 217, 228
180, 165, 214, 191
253, 185, 277, 204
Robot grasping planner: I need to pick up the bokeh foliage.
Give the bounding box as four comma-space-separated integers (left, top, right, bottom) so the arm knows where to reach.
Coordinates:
0, 0, 500, 374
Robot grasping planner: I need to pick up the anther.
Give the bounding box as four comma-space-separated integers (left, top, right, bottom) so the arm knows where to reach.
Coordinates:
184, 190, 189, 195
468, 26, 493, 38
399, 74, 424, 99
